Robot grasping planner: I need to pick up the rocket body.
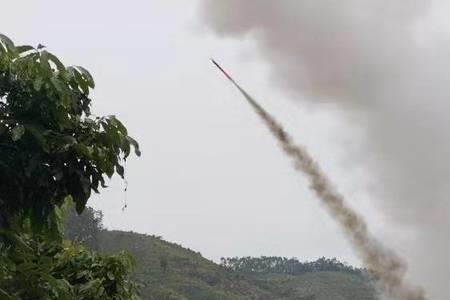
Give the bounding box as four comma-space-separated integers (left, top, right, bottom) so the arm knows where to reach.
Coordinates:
210, 58, 234, 82
210, 58, 264, 114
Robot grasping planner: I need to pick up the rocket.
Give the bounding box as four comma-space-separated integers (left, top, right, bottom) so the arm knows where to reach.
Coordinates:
210, 58, 234, 83
210, 57, 257, 104
211, 58, 290, 143
210, 57, 255, 104
211, 57, 252, 102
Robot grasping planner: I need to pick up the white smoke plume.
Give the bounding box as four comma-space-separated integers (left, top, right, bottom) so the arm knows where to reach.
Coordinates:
231, 82, 427, 299
199, 1, 450, 299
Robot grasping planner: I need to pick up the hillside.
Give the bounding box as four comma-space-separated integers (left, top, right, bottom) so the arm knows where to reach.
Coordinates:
97, 230, 379, 300
98, 230, 270, 300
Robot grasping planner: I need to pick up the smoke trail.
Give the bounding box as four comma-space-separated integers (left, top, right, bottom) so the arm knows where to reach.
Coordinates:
229, 80, 427, 300
199, 2, 450, 299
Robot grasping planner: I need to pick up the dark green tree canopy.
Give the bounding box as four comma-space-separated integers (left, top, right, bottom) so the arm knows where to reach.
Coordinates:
64, 205, 104, 250
220, 256, 365, 276
0, 34, 140, 227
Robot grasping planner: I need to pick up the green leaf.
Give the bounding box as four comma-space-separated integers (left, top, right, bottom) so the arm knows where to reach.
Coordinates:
80, 176, 91, 196
106, 271, 115, 280
16, 45, 35, 54
40, 50, 51, 72
47, 52, 65, 71
24, 155, 41, 177
50, 77, 64, 93
109, 115, 128, 135
0, 33, 16, 55
61, 135, 77, 146
75, 197, 87, 215
126, 136, 141, 156
76, 66, 95, 88
24, 124, 48, 152
73, 144, 93, 159
116, 164, 125, 178
11, 125, 25, 141
123, 141, 131, 158
0, 287, 15, 300
69, 67, 89, 94
50, 76, 72, 106
33, 76, 44, 91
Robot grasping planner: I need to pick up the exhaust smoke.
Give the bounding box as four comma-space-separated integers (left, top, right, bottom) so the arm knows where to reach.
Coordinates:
200, 2, 450, 299
212, 63, 427, 299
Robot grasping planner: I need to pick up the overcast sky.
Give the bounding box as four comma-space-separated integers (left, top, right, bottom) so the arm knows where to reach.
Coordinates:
2, 2, 448, 299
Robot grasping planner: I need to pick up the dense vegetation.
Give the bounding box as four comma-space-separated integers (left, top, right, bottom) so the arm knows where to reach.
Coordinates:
0, 231, 139, 299
0, 34, 140, 299
67, 207, 379, 300
220, 256, 364, 276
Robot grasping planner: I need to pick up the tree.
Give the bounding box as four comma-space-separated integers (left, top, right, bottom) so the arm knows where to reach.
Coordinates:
0, 33, 140, 230
220, 256, 363, 276
64, 205, 104, 250
0, 34, 141, 300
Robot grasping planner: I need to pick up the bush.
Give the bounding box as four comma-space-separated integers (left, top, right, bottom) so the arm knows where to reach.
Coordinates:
0, 232, 139, 300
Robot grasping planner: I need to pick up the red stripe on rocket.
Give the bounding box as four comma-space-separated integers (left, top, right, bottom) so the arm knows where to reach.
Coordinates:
210, 58, 234, 82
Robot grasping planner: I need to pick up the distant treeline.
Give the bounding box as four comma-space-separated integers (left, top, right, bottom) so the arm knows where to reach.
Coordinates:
220, 256, 365, 276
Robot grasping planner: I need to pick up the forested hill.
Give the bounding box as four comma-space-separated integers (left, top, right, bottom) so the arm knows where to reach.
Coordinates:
97, 230, 378, 300
66, 208, 379, 300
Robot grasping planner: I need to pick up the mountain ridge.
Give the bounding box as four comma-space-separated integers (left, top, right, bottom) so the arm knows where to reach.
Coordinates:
97, 230, 378, 300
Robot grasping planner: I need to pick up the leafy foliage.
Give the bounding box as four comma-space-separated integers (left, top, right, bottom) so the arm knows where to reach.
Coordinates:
0, 232, 139, 300
0, 34, 140, 229
0, 34, 141, 300
220, 256, 365, 276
